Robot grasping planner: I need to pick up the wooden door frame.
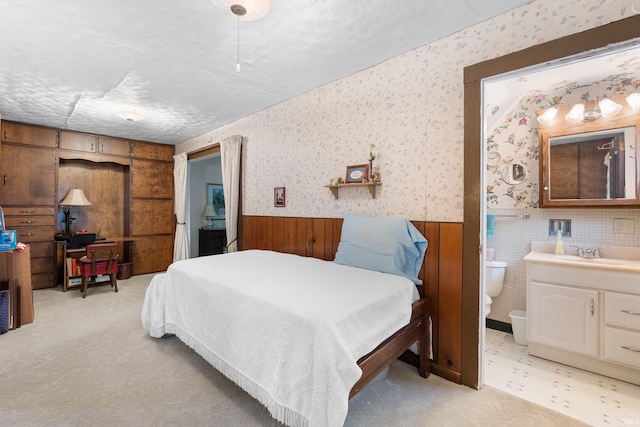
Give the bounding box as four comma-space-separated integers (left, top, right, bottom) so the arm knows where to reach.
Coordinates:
462, 15, 640, 388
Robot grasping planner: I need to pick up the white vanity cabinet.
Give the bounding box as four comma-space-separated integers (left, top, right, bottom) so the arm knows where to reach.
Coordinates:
529, 282, 599, 357
525, 244, 640, 386
604, 292, 640, 368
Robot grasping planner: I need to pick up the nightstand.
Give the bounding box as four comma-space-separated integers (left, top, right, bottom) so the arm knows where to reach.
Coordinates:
199, 229, 227, 256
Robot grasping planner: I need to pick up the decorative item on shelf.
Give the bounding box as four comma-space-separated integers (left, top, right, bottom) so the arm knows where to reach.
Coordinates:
202, 204, 217, 229
368, 143, 376, 179
371, 167, 381, 183
59, 188, 92, 233
345, 164, 369, 183
328, 178, 334, 185
274, 187, 286, 207
336, 177, 343, 184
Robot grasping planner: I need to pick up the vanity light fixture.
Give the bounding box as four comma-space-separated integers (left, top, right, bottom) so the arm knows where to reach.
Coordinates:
599, 97, 623, 118
537, 106, 558, 125
626, 92, 640, 112
582, 98, 602, 122
564, 102, 585, 123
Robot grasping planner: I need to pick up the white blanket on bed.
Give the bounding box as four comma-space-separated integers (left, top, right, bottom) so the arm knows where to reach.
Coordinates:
141, 250, 418, 427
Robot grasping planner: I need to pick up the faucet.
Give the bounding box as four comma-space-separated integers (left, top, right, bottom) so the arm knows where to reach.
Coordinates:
576, 247, 601, 258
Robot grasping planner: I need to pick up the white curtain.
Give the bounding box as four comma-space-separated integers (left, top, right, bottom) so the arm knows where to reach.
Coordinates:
173, 152, 189, 261
220, 135, 243, 253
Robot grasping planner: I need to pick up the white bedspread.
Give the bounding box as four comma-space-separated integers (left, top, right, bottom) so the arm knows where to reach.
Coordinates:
141, 250, 418, 427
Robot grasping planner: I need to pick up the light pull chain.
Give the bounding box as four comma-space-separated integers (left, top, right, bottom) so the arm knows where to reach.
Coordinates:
236, 13, 241, 72
230, 4, 246, 73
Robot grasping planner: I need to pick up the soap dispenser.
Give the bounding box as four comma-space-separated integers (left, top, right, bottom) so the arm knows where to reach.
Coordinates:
555, 230, 564, 255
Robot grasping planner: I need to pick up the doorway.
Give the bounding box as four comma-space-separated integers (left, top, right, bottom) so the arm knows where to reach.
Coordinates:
188, 153, 222, 258
462, 14, 640, 389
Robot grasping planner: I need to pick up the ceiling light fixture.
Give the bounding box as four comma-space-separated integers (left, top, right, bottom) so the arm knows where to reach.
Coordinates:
231, 4, 246, 73
117, 106, 145, 122
218, 0, 270, 21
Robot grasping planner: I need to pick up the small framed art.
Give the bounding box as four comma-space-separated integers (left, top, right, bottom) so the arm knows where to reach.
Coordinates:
206, 183, 225, 218
274, 187, 286, 207
345, 164, 369, 183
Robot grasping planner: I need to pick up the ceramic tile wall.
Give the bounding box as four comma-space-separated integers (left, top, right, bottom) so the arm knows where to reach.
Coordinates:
177, 0, 636, 223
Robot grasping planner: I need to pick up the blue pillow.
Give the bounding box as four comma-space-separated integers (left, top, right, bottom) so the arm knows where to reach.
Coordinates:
334, 214, 428, 284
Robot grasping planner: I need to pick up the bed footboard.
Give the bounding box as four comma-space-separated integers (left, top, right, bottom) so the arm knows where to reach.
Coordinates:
350, 297, 430, 398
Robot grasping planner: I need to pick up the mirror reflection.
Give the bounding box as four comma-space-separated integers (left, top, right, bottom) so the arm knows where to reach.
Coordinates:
548, 127, 636, 200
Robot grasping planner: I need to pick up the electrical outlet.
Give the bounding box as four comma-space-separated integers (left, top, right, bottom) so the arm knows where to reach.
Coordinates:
613, 218, 635, 234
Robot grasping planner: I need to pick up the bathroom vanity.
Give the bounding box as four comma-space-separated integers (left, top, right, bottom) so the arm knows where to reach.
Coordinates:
525, 242, 640, 385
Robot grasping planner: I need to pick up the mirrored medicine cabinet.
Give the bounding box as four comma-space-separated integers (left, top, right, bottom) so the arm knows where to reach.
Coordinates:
538, 95, 640, 207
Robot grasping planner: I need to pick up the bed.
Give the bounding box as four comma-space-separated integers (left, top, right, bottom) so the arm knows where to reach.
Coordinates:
141, 215, 430, 427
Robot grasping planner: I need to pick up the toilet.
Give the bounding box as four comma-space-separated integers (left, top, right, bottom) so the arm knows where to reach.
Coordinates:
485, 261, 507, 316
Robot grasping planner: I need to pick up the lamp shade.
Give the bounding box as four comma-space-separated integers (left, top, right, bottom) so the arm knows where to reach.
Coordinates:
60, 188, 92, 206
202, 204, 217, 217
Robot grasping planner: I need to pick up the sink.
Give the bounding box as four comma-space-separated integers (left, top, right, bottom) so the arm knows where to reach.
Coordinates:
575, 257, 630, 266
556, 255, 631, 266
525, 242, 640, 273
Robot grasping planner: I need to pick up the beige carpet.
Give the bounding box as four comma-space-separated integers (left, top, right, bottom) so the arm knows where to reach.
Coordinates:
0, 274, 589, 427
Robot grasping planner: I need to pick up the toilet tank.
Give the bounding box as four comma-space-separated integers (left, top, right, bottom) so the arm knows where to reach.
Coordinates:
486, 260, 506, 297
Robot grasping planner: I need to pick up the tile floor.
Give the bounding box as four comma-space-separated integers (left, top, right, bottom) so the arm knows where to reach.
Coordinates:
484, 328, 640, 427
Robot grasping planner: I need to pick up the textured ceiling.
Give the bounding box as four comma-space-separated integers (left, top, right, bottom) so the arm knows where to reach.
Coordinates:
0, 0, 533, 145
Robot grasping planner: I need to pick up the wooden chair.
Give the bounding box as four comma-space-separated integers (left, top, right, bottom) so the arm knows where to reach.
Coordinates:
79, 243, 119, 298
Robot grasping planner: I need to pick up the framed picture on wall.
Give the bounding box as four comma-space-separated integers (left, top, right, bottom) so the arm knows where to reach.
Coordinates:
274, 187, 286, 207
345, 164, 369, 183
206, 183, 225, 218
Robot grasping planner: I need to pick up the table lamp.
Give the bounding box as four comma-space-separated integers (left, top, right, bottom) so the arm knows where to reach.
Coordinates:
202, 204, 217, 229
59, 188, 92, 233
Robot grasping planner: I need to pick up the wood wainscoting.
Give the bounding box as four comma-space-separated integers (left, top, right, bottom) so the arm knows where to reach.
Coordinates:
240, 215, 464, 383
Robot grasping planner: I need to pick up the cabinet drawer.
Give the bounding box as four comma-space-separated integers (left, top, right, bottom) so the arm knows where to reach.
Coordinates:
5, 215, 55, 227
2, 206, 55, 216
604, 326, 640, 368
14, 226, 54, 243
32, 272, 54, 289
605, 292, 640, 330
31, 257, 54, 274
28, 241, 54, 258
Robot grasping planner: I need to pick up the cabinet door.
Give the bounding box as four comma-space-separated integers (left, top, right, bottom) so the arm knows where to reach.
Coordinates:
131, 199, 173, 235
154, 161, 174, 199
132, 158, 155, 198
0, 144, 56, 206
131, 199, 156, 235
59, 131, 98, 153
530, 281, 599, 357
97, 136, 131, 157
154, 199, 174, 235
1, 122, 57, 147
132, 235, 173, 275
132, 142, 174, 161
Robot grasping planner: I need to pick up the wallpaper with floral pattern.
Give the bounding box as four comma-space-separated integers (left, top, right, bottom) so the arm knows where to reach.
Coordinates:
177, 0, 637, 222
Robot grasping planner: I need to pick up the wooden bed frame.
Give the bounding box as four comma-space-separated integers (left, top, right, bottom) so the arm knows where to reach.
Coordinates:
350, 296, 430, 398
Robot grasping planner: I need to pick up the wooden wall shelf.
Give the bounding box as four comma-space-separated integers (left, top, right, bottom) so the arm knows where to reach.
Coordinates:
325, 182, 381, 199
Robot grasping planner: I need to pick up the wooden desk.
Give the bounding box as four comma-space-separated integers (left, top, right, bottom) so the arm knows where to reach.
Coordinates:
55, 237, 136, 291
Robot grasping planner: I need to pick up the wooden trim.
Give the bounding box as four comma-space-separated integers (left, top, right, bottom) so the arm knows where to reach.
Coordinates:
187, 144, 220, 160
463, 14, 640, 388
